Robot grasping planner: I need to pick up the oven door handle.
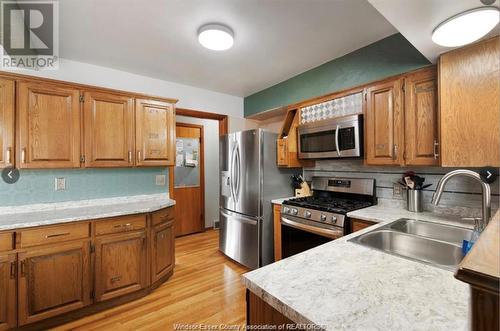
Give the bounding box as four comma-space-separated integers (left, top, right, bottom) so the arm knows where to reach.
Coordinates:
335, 124, 341, 157
281, 217, 343, 239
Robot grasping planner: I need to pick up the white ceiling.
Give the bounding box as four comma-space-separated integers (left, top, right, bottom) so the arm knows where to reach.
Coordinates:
59, 0, 396, 97
368, 0, 500, 63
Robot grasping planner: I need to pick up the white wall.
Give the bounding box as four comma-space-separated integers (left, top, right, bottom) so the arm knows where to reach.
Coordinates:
7, 58, 244, 118
176, 116, 220, 228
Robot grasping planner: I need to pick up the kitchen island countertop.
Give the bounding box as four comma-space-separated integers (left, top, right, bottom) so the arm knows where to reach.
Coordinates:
242, 206, 470, 330
0, 193, 175, 231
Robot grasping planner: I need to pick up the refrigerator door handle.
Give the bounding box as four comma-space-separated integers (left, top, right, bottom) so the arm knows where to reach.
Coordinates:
230, 143, 237, 202
234, 144, 241, 202
220, 208, 258, 225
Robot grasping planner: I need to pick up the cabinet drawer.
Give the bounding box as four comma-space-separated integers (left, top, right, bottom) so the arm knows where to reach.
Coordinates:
17, 222, 90, 248
0, 232, 14, 252
95, 215, 146, 236
152, 207, 174, 226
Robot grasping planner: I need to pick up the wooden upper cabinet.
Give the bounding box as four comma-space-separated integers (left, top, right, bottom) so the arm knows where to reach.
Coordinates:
365, 78, 404, 165
17, 81, 81, 168
404, 68, 439, 166
17, 241, 91, 326
439, 37, 500, 167
84, 91, 135, 167
135, 99, 175, 166
0, 78, 14, 169
0, 253, 16, 331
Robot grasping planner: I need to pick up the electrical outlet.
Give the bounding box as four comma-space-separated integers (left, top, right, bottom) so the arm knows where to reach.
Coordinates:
155, 175, 166, 186
393, 183, 404, 199
55, 177, 66, 191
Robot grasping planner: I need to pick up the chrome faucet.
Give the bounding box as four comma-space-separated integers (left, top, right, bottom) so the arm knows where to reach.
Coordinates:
431, 169, 491, 227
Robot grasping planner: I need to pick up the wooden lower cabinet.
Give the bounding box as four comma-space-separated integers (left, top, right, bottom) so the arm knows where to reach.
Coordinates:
273, 204, 282, 261
94, 231, 149, 302
151, 220, 174, 283
247, 290, 297, 327
0, 253, 16, 331
350, 218, 377, 233
17, 241, 91, 326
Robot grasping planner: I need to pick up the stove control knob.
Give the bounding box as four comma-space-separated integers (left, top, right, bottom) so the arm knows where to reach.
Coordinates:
283, 207, 290, 214
304, 211, 312, 218
291, 208, 298, 215
320, 214, 327, 222
331, 216, 337, 224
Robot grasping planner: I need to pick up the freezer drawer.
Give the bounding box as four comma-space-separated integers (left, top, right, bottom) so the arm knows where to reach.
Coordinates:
219, 208, 259, 269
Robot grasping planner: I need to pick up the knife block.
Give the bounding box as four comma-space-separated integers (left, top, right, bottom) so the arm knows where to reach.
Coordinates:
295, 181, 312, 197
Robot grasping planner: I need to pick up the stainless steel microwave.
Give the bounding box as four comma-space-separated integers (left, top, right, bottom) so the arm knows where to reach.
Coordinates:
298, 114, 363, 159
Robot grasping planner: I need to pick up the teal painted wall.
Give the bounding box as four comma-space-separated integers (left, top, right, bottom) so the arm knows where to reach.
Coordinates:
244, 33, 431, 117
0, 168, 169, 207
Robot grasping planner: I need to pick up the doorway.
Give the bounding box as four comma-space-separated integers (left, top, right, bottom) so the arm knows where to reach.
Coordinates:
173, 123, 205, 236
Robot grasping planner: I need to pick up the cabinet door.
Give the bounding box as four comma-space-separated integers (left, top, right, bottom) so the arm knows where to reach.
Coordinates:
17, 241, 91, 326
94, 231, 148, 302
365, 79, 404, 165
0, 78, 14, 169
135, 99, 175, 166
404, 68, 439, 166
151, 220, 174, 284
439, 37, 500, 167
17, 81, 81, 168
276, 139, 288, 166
0, 253, 16, 331
84, 91, 134, 167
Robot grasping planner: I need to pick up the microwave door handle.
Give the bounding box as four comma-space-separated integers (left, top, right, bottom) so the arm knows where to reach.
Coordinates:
335, 124, 341, 156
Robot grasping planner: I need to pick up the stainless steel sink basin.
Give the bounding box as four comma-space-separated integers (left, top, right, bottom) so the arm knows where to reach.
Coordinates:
349, 219, 474, 270
389, 218, 473, 245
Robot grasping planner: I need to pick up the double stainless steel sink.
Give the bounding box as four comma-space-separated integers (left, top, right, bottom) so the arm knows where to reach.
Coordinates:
349, 218, 473, 270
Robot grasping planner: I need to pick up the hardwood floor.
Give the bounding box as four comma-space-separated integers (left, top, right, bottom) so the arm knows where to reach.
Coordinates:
53, 230, 249, 330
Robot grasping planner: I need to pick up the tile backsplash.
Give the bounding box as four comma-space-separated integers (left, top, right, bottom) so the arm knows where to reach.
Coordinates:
304, 159, 499, 218
0, 168, 169, 207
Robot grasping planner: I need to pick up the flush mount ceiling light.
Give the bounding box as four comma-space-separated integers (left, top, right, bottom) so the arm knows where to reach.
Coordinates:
432, 6, 500, 47
198, 24, 234, 51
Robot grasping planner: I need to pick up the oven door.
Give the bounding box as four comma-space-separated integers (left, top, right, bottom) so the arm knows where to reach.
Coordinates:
281, 215, 343, 259
298, 114, 362, 159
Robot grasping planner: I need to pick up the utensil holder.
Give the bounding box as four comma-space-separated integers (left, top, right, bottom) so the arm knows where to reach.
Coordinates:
407, 189, 423, 212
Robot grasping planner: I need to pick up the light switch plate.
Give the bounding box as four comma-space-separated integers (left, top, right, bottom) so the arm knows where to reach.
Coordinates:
55, 177, 66, 191
155, 175, 166, 186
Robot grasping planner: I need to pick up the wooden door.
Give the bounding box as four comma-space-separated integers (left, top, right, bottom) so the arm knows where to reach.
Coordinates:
17, 81, 81, 168
0, 253, 16, 331
94, 231, 148, 302
0, 79, 14, 169
173, 123, 204, 236
404, 68, 439, 166
17, 241, 91, 326
365, 79, 404, 165
84, 91, 134, 167
439, 37, 500, 167
135, 99, 175, 166
151, 220, 174, 283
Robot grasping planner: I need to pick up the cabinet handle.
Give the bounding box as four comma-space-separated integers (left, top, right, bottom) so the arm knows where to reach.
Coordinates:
10, 261, 16, 279
113, 223, 132, 229
20, 260, 26, 277
137, 150, 142, 162
433, 140, 439, 160
128, 151, 132, 163
21, 148, 26, 163
45, 232, 70, 238
6, 147, 11, 164
110, 275, 122, 283
393, 144, 398, 160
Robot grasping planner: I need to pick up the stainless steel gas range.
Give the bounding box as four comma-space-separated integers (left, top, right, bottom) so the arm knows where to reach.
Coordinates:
280, 177, 376, 258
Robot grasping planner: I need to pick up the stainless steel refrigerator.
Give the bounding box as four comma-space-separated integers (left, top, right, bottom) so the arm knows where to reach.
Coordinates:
219, 129, 294, 269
